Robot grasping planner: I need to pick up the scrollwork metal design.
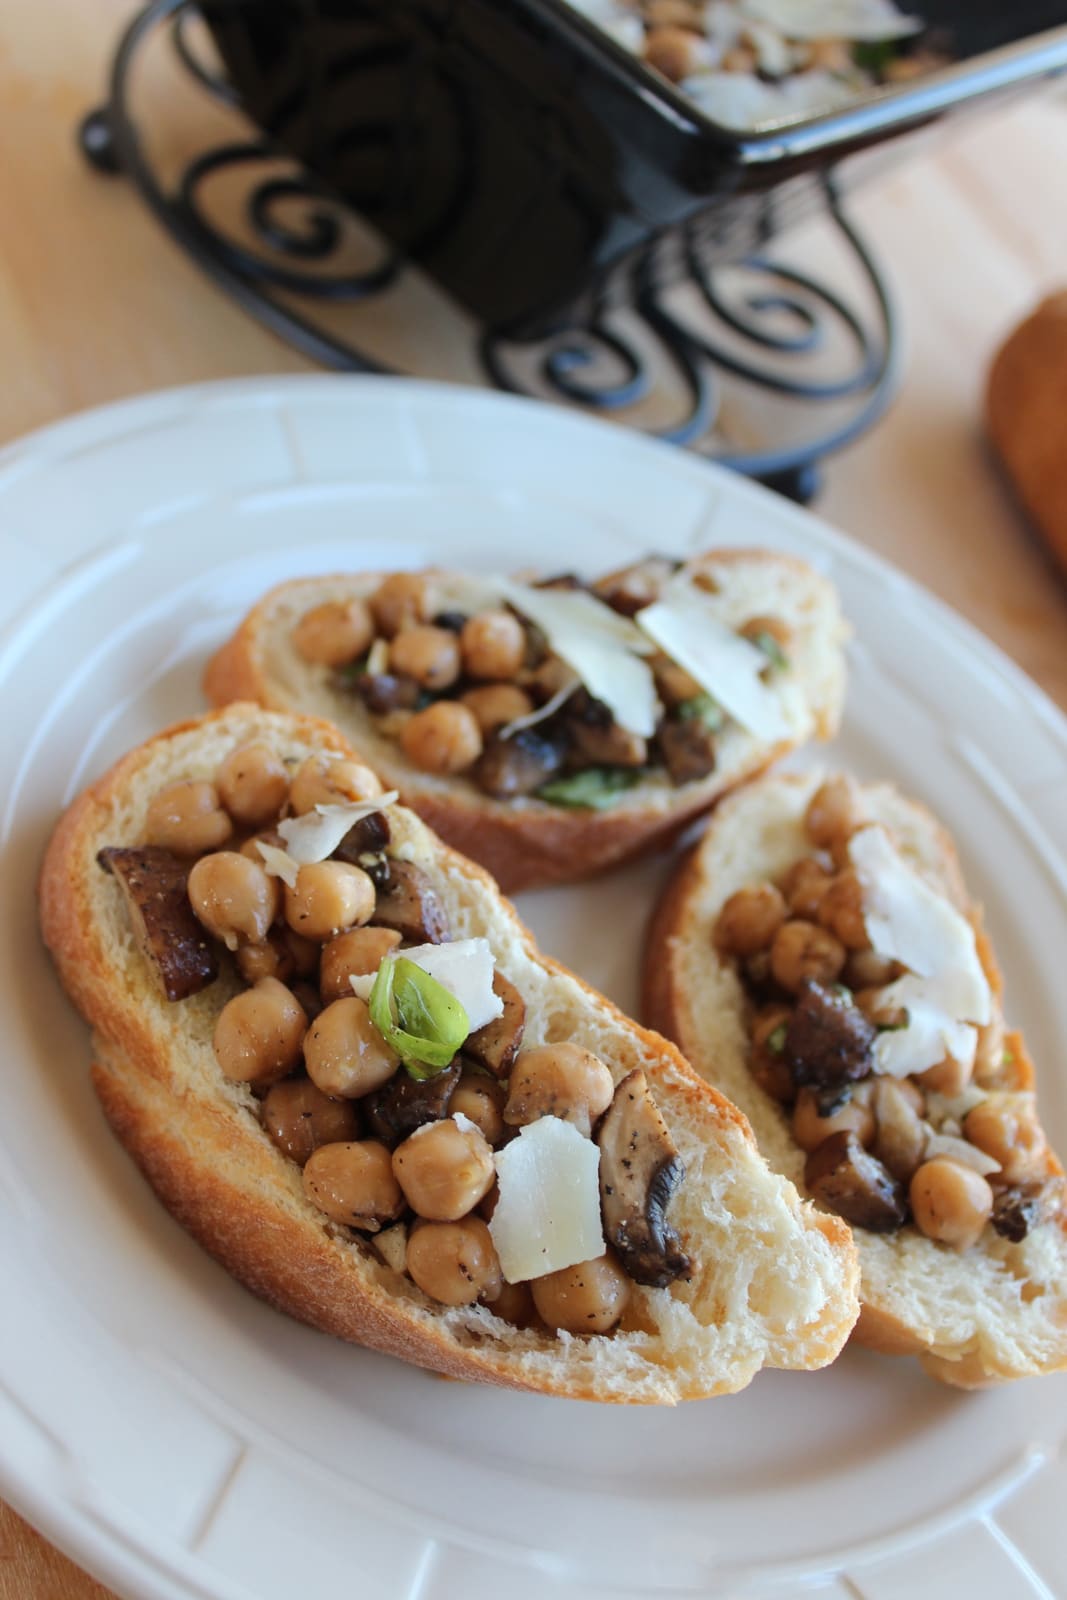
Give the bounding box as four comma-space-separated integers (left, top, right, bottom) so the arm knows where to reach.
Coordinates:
77, 0, 900, 496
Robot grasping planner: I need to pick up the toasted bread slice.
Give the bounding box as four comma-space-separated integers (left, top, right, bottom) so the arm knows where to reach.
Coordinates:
204, 551, 847, 891
38, 705, 858, 1403
645, 770, 1067, 1387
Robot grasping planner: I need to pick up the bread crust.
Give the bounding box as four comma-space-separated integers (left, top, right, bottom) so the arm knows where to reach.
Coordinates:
204, 553, 847, 892
39, 706, 859, 1402
644, 771, 1067, 1388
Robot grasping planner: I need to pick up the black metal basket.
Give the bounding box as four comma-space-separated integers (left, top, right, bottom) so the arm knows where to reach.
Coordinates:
203, 0, 1067, 336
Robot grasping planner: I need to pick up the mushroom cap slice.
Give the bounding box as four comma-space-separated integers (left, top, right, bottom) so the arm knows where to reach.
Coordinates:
804, 1130, 906, 1232
597, 1068, 692, 1289
373, 860, 450, 944
465, 972, 526, 1079
785, 978, 876, 1092
97, 846, 218, 1002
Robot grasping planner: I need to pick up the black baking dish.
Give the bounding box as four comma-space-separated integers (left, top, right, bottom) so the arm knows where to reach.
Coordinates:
203, 0, 1067, 336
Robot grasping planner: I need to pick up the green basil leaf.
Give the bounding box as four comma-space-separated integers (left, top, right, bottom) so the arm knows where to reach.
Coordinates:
749, 631, 790, 674
333, 651, 371, 688
852, 38, 896, 73
368, 956, 469, 1080
676, 693, 725, 731
536, 766, 643, 811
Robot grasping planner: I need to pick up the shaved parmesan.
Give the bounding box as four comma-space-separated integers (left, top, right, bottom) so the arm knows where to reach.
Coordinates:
391, 938, 502, 1032
637, 578, 789, 740
924, 1134, 1001, 1177
490, 1118, 605, 1284
848, 827, 990, 1025
501, 581, 660, 738
349, 972, 375, 1001
872, 979, 977, 1080
255, 841, 300, 890
278, 795, 398, 866
740, 0, 920, 41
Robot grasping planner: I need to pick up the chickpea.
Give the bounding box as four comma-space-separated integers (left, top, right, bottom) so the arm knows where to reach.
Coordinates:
644, 24, 704, 81
804, 36, 852, 72
910, 1159, 993, 1251
714, 884, 787, 959
451, 1070, 506, 1147
303, 1140, 403, 1230
144, 780, 232, 857
531, 1252, 631, 1335
485, 1279, 535, 1326
284, 861, 376, 942
392, 1119, 496, 1221
740, 614, 791, 653
793, 1085, 875, 1154
769, 919, 846, 994
721, 43, 758, 72
461, 684, 534, 734
187, 851, 280, 950
780, 856, 834, 919
645, 0, 702, 25
400, 702, 483, 775
963, 1095, 1048, 1184
405, 1217, 502, 1306
292, 598, 374, 666
805, 777, 862, 857
973, 1015, 1007, 1087
388, 625, 461, 692
504, 1044, 615, 1138
304, 995, 399, 1098
261, 1076, 360, 1165
845, 948, 899, 990
320, 925, 402, 1001
370, 572, 429, 638
650, 651, 702, 707
237, 933, 293, 986
216, 742, 290, 828
749, 1003, 795, 1105
460, 610, 526, 681
213, 977, 307, 1088
288, 755, 383, 816
818, 871, 871, 952
918, 1050, 974, 1097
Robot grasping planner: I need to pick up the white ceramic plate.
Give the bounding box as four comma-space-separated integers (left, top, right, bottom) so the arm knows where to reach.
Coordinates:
1, 377, 1065, 1600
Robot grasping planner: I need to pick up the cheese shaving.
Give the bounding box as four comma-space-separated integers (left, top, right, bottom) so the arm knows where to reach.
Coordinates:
739, 0, 921, 41
489, 1117, 605, 1284
924, 1134, 1001, 1177
500, 581, 660, 738
255, 841, 300, 891
636, 577, 789, 740
278, 795, 398, 865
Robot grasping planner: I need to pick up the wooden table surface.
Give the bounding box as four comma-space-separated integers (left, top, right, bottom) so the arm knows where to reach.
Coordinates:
2, 3, 1067, 1596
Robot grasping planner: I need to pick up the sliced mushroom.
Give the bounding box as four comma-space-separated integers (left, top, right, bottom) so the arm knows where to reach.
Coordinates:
97, 846, 218, 1001
870, 1078, 928, 1184
373, 860, 450, 944
597, 1069, 691, 1288
473, 728, 566, 799
332, 809, 391, 864
991, 1177, 1066, 1243
784, 978, 876, 1093
657, 715, 718, 786
362, 1060, 461, 1148
464, 972, 526, 1078
592, 555, 678, 617
804, 1131, 906, 1233
564, 693, 648, 769
357, 673, 421, 715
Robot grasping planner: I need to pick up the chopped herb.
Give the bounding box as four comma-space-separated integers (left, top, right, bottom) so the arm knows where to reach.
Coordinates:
876, 1010, 910, 1034
831, 982, 853, 1003
852, 39, 896, 74
676, 693, 725, 731
749, 631, 789, 674
333, 651, 370, 688
368, 956, 469, 1080
1002, 1047, 1015, 1067
767, 1023, 787, 1055
536, 766, 643, 810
